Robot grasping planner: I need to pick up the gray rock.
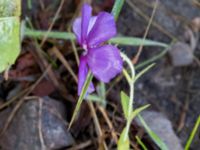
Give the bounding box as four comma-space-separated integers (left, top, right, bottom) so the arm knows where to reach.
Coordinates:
169, 42, 194, 66
136, 110, 183, 150
0, 97, 74, 150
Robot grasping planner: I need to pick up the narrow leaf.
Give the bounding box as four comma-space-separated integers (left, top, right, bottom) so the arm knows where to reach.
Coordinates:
120, 91, 130, 119
24, 30, 168, 48
135, 135, 148, 150
138, 115, 169, 150
185, 115, 200, 150
130, 104, 150, 121
135, 63, 155, 82
109, 37, 168, 47
111, 0, 125, 20
68, 71, 93, 129
117, 127, 130, 150
24, 29, 76, 40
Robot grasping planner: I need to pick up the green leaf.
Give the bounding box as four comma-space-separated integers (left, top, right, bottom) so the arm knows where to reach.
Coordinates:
130, 104, 150, 121
120, 91, 130, 119
135, 63, 155, 82
111, 0, 125, 20
185, 115, 200, 150
24, 30, 168, 48
0, 17, 20, 73
117, 128, 130, 150
135, 135, 148, 150
68, 71, 93, 129
0, 0, 21, 73
138, 115, 169, 150
109, 37, 168, 47
24, 29, 76, 40
0, 0, 21, 17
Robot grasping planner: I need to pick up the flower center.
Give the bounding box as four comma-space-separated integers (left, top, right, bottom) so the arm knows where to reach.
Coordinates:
82, 44, 88, 55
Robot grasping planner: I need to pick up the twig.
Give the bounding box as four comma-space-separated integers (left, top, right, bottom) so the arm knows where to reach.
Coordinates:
0, 88, 30, 110
40, 0, 65, 47
88, 102, 108, 150
132, 0, 158, 64
67, 140, 92, 150
38, 98, 46, 150
51, 47, 78, 83
98, 105, 118, 143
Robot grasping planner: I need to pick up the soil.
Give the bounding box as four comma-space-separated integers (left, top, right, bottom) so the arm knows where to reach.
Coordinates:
118, 0, 200, 149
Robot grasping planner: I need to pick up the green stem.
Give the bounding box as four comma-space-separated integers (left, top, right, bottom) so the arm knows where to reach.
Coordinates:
120, 52, 135, 140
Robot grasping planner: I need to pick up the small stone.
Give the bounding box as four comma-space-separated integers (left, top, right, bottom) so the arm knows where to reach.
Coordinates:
136, 110, 183, 150
0, 97, 74, 150
169, 42, 193, 66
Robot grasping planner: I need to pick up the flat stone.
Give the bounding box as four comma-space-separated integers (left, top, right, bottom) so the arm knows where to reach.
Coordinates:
0, 97, 74, 150
136, 110, 183, 150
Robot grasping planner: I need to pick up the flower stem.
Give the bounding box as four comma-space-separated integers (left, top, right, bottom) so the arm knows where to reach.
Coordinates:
120, 52, 135, 140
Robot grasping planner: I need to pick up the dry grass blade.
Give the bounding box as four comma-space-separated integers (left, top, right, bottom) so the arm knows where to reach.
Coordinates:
132, 0, 158, 64
40, 0, 65, 47
38, 98, 46, 150
98, 105, 118, 143
66, 140, 92, 150
51, 47, 78, 83
88, 102, 108, 150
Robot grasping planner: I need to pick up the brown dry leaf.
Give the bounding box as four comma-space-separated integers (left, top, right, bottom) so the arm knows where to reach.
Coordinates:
32, 79, 56, 96
9, 52, 39, 78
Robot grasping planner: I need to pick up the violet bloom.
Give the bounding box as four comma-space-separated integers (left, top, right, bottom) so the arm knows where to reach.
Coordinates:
73, 3, 123, 95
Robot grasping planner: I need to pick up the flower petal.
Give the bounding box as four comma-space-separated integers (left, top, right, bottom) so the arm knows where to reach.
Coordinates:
87, 12, 117, 47
78, 56, 95, 95
81, 3, 92, 44
73, 16, 97, 45
88, 16, 97, 34
87, 45, 123, 83
72, 18, 82, 44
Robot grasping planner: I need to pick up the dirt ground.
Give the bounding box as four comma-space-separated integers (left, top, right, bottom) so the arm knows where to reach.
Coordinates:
118, 0, 200, 149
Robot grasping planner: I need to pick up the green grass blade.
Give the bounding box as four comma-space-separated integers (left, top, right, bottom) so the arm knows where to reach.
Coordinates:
135, 135, 148, 150
135, 48, 168, 70
109, 37, 168, 47
135, 63, 155, 82
138, 115, 169, 150
68, 71, 93, 129
24, 29, 168, 48
111, 0, 125, 20
184, 115, 200, 150
24, 29, 76, 40
130, 104, 150, 121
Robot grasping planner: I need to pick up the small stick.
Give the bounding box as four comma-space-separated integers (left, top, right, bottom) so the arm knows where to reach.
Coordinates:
132, 0, 158, 64
40, 0, 65, 47
88, 102, 108, 150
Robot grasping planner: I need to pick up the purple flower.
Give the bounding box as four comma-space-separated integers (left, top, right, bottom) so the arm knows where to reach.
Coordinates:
73, 3, 123, 95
